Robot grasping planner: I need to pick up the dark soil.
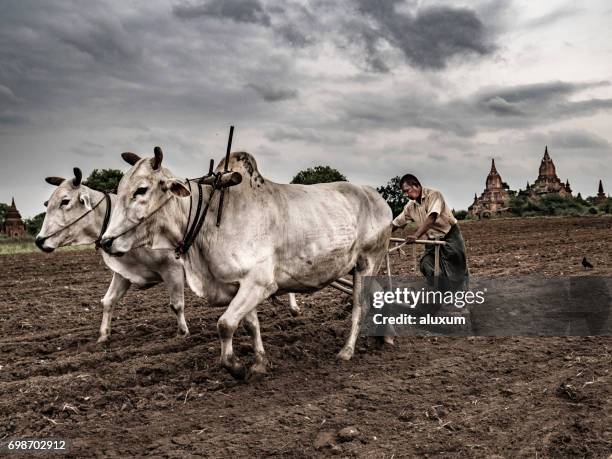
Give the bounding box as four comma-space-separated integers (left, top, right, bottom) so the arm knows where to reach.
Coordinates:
0, 216, 610, 457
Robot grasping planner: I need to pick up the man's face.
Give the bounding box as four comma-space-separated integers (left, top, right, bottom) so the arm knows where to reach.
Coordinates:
401, 182, 421, 200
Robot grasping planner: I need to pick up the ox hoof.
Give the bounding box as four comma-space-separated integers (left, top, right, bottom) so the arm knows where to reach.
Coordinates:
177, 329, 190, 338
375, 335, 395, 347
97, 335, 110, 344
289, 306, 302, 317
223, 359, 246, 380
246, 363, 268, 382
337, 346, 354, 361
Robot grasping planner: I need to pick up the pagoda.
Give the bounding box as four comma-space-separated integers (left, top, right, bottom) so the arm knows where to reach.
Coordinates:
468, 159, 511, 219
594, 180, 607, 205
528, 146, 571, 198
1, 198, 26, 238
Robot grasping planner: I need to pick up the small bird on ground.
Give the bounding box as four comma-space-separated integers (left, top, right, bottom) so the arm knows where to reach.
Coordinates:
582, 257, 594, 270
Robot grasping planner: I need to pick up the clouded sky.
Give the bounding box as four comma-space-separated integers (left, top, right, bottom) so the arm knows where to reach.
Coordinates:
1, 0, 611, 217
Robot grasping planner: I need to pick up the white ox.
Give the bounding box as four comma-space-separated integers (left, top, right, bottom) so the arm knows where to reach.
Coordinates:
36, 168, 189, 342
101, 149, 392, 379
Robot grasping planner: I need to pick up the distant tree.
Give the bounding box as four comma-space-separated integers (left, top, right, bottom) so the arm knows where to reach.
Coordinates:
290, 166, 347, 185
597, 197, 612, 214
377, 176, 408, 217
24, 212, 45, 236
84, 169, 123, 193
453, 209, 469, 220
0, 202, 8, 227
508, 195, 528, 217
510, 194, 591, 217
574, 193, 589, 206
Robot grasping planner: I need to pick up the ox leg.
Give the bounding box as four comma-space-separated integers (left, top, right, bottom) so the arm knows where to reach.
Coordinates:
163, 269, 190, 338
288, 293, 301, 316
338, 258, 375, 360
243, 309, 269, 378
217, 283, 271, 380
98, 273, 131, 343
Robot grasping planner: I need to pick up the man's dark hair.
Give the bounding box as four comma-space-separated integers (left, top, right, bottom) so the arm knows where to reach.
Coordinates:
399, 174, 421, 188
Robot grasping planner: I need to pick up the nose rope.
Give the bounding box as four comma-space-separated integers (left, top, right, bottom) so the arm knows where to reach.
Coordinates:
103, 194, 175, 247
40, 194, 107, 242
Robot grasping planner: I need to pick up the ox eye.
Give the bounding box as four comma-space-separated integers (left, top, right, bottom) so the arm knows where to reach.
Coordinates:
133, 187, 148, 198
43, 200, 49, 207
60, 199, 70, 207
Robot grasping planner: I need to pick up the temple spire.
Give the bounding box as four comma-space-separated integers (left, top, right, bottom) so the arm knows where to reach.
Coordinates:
598, 179, 604, 195
490, 158, 497, 174
11, 197, 15, 208
544, 145, 549, 159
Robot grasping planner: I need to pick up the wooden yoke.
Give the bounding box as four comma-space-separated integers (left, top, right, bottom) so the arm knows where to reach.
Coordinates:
200, 171, 242, 189
216, 126, 235, 226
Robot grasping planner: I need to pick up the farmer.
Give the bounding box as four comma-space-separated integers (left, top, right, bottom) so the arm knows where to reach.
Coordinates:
391, 174, 468, 291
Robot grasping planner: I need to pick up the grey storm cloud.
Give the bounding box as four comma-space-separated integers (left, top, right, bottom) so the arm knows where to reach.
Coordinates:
0, 111, 29, 126
173, 0, 271, 26
173, 0, 498, 72
474, 81, 612, 122
482, 97, 526, 116
354, 0, 495, 70
265, 126, 356, 146
528, 130, 610, 150
1, 0, 611, 218
324, 80, 612, 138
247, 83, 298, 102
475, 81, 608, 105
522, 5, 583, 28
53, 15, 142, 66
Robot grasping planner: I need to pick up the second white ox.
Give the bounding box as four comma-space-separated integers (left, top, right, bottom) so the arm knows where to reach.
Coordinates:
36, 168, 189, 342
101, 148, 392, 379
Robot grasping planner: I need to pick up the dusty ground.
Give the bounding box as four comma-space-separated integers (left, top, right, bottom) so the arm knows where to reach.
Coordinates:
0, 216, 610, 457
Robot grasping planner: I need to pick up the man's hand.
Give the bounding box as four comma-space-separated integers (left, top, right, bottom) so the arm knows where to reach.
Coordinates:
405, 234, 418, 243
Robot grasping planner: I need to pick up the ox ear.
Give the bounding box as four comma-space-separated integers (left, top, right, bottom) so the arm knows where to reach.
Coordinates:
79, 190, 92, 210
73, 167, 82, 187
168, 179, 190, 197
122, 152, 141, 166
152, 146, 163, 170
45, 177, 65, 186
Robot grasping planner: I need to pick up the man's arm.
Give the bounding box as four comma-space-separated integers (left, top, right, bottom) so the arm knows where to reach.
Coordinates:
391, 204, 412, 231
405, 213, 438, 242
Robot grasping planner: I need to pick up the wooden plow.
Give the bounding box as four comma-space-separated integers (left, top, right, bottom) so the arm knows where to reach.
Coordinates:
327, 237, 447, 294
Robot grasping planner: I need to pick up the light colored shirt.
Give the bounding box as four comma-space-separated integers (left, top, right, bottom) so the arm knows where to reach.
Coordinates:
392, 187, 457, 239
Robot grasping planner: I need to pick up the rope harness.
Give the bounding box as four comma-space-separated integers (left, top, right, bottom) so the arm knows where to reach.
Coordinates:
101, 194, 175, 249
104, 126, 238, 258
42, 194, 107, 242
95, 193, 112, 250
175, 162, 219, 259
175, 126, 235, 258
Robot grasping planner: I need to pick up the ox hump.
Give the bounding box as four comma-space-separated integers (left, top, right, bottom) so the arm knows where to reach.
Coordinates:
220, 151, 265, 188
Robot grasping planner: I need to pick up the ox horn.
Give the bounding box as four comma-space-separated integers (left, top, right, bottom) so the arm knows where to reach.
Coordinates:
73, 167, 82, 187
45, 177, 65, 186
152, 146, 163, 170
122, 152, 142, 166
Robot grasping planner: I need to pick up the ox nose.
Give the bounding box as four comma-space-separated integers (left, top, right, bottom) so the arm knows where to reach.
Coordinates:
35, 236, 54, 253
99, 237, 114, 252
